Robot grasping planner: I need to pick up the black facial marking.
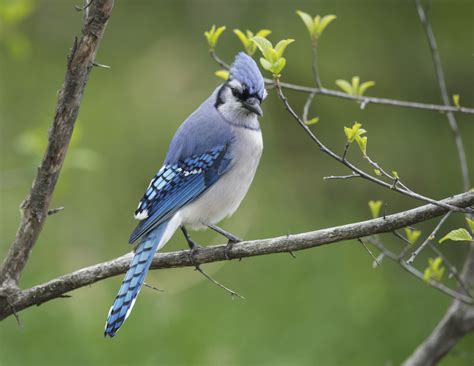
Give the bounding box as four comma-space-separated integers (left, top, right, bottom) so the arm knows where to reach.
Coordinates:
214, 81, 262, 110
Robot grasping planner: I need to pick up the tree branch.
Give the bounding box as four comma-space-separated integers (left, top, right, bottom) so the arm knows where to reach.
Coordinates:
0, 191, 472, 321
209, 49, 474, 115
0, 0, 115, 289
402, 2, 474, 364
414, 0, 470, 192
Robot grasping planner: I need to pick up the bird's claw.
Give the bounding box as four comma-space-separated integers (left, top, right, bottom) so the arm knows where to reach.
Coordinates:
224, 237, 241, 260
188, 244, 201, 268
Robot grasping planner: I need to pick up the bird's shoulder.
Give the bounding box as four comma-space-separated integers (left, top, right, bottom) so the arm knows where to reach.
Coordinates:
165, 89, 235, 164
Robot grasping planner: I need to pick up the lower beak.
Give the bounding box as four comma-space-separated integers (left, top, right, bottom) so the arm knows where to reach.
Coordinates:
242, 99, 263, 117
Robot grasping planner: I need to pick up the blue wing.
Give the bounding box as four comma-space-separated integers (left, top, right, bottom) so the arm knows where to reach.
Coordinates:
128, 144, 231, 244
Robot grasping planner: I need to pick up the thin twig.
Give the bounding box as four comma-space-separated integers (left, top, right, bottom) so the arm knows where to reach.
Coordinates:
210, 52, 474, 115
415, 0, 470, 191
311, 40, 323, 88
302, 91, 316, 123
369, 237, 473, 304
92, 61, 111, 69
143, 282, 164, 292
323, 173, 361, 181
426, 242, 471, 297
75, 0, 93, 11
273, 78, 471, 214
358, 238, 380, 266
194, 266, 245, 300
406, 211, 451, 264
47, 207, 64, 216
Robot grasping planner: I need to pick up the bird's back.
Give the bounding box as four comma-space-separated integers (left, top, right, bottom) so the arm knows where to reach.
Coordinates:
165, 86, 234, 165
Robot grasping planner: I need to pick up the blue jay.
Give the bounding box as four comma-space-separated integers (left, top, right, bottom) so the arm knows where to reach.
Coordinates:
104, 52, 266, 337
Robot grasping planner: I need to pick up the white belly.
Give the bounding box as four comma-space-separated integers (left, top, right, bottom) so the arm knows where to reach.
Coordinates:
179, 127, 263, 229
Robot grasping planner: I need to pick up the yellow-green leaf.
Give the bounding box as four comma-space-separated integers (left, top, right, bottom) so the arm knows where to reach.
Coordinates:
215, 70, 229, 80
252, 36, 273, 60
233, 29, 249, 48
374, 169, 382, 176
317, 14, 337, 36
255, 29, 272, 38
305, 117, 320, 126
212, 26, 226, 47
344, 122, 365, 143
368, 200, 383, 219
351, 76, 360, 95
405, 228, 422, 245
259, 57, 272, 71
355, 135, 368, 155
296, 10, 314, 37
272, 57, 287, 75
274, 39, 295, 59
466, 218, 474, 232
359, 81, 375, 96
439, 228, 473, 244
204, 25, 226, 49
453, 94, 460, 107
423, 257, 445, 282
335, 79, 353, 95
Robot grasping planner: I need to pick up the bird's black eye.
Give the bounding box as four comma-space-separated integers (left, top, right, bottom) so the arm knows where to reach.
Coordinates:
231, 88, 240, 97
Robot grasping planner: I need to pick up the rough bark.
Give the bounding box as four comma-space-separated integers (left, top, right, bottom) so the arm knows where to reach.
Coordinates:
0, 191, 472, 321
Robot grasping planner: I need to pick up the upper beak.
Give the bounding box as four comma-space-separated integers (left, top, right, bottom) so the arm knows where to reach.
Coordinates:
242, 97, 263, 117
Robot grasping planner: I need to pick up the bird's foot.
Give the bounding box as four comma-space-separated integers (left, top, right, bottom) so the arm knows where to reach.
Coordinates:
188, 242, 201, 269
224, 237, 241, 260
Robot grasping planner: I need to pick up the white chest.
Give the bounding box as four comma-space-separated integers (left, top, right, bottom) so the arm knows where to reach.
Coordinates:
179, 127, 263, 229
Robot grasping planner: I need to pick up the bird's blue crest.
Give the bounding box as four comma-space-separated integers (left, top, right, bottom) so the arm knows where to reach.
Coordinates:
229, 52, 265, 100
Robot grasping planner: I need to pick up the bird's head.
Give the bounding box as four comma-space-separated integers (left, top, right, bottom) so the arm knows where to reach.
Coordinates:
215, 52, 267, 123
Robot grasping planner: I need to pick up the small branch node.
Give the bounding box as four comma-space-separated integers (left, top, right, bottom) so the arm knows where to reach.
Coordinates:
47, 207, 65, 216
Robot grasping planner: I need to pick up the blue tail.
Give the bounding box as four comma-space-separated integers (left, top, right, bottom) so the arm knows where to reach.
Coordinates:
104, 221, 169, 337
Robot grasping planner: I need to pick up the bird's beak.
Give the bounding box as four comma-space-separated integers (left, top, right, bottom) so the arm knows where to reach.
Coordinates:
242, 98, 263, 117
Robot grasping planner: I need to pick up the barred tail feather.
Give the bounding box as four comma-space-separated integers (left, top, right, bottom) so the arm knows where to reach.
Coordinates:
104, 220, 169, 337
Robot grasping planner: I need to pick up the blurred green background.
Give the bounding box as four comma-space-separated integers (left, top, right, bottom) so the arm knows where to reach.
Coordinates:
1, 0, 473, 365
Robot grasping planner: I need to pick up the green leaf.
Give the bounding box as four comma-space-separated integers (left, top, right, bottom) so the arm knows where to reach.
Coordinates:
358, 81, 375, 96
274, 39, 295, 59
466, 218, 474, 232
233, 29, 249, 48
255, 29, 272, 38
351, 76, 360, 95
439, 228, 473, 244
204, 25, 215, 45
452, 94, 460, 107
344, 122, 366, 143
317, 14, 337, 36
215, 70, 229, 80
392, 171, 399, 179
271, 57, 287, 75
204, 25, 226, 48
355, 135, 367, 155
335, 79, 353, 95
405, 228, 422, 245
296, 10, 314, 37
212, 26, 226, 47
374, 169, 382, 176
259, 57, 272, 71
235, 29, 272, 55
252, 36, 273, 60
423, 257, 445, 282
305, 117, 320, 126
368, 200, 383, 219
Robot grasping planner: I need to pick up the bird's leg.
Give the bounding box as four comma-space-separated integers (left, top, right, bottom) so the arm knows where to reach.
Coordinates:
181, 226, 200, 267
181, 226, 245, 299
207, 223, 241, 260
